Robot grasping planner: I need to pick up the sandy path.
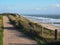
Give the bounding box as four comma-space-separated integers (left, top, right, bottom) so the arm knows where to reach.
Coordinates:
3, 16, 38, 45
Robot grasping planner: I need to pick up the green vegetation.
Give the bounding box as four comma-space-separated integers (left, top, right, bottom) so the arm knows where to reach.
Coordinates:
0, 15, 3, 45
7, 13, 60, 45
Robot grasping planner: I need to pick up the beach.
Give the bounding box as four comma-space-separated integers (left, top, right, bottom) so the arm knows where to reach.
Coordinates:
7, 14, 60, 45
25, 16, 60, 31
23, 15, 60, 27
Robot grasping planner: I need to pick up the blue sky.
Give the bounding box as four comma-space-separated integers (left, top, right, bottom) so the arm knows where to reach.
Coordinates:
0, 0, 60, 14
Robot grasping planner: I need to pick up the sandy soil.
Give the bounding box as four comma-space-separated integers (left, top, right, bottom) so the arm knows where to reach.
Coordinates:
39, 22, 60, 31
28, 18, 60, 31
3, 16, 38, 45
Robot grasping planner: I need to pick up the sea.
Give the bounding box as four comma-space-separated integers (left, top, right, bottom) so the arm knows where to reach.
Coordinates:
23, 14, 60, 27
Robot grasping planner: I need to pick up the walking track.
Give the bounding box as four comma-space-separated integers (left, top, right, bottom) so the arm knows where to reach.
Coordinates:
3, 16, 38, 45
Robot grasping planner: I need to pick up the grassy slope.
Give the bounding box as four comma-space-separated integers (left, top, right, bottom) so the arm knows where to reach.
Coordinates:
0, 15, 3, 45
7, 14, 60, 45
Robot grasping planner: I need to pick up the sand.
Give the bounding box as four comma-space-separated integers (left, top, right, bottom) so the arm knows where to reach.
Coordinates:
27, 18, 60, 31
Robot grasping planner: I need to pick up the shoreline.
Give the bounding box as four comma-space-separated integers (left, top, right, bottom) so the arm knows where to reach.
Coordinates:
26, 17, 60, 31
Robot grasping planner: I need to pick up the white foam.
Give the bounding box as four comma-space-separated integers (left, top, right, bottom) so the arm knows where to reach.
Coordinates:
23, 16, 60, 27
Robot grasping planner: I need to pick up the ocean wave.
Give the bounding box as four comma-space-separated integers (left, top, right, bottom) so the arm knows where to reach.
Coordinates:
24, 16, 60, 22
23, 15, 60, 27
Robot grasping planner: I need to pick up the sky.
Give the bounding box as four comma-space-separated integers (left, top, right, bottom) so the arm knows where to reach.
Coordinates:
0, 0, 60, 14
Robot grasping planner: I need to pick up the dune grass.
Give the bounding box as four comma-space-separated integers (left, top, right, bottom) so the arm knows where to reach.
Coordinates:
0, 15, 3, 45
7, 14, 60, 45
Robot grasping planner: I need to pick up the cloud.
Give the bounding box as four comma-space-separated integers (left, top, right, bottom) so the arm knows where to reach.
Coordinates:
35, 8, 41, 10
56, 4, 60, 7
51, 4, 60, 7
43, 8, 47, 10
34, 8, 47, 11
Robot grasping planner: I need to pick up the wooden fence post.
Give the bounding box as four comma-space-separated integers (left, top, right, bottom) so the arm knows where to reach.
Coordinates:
55, 29, 58, 40
41, 26, 43, 35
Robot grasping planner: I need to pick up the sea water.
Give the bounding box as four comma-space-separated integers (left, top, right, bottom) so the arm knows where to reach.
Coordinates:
23, 15, 60, 27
